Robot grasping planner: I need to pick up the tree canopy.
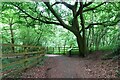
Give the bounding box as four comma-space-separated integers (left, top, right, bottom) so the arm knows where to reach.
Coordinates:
1, 1, 120, 57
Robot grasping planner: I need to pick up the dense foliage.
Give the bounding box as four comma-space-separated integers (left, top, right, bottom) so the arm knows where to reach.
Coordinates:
0, 1, 120, 55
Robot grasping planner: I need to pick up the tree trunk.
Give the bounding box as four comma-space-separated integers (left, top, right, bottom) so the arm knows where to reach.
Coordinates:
75, 33, 87, 57
10, 23, 15, 52
76, 2, 88, 57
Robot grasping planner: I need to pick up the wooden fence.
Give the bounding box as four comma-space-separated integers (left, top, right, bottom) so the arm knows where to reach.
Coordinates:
46, 47, 79, 54
1, 44, 46, 78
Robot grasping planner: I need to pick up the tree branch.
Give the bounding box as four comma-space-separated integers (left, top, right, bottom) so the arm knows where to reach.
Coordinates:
52, 2, 73, 10
83, 2, 93, 8
12, 3, 61, 25
75, 2, 103, 17
39, 13, 56, 21
83, 2, 105, 12
74, 2, 78, 9
79, 19, 120, 33
85, 23, 104, 29
44, 2, 74, 32
75, 2, 84, 17
51, 2, 61, 6
86, 19, 120, 29
61, 2, 73, 10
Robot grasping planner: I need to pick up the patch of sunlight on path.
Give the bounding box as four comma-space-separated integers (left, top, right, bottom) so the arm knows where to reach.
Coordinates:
45, 54, 62, 57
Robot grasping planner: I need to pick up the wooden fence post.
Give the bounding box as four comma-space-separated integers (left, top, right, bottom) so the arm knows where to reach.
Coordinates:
47, 47, 48, 53
41, 47, 45, 65
58, 47, 60, 54
39, 47, 45, 65
37, 47, 41, 65
53, 47, 54, 54
36, 47, 39, 65
64, 46, 65, 55
24, 47, 28, 71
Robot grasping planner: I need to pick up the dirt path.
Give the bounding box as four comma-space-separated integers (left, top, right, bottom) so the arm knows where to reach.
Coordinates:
20, 51, 118, 78
45, 54, 118, 78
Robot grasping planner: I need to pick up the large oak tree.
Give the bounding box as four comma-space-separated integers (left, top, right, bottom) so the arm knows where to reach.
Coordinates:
3, 1, 120, 57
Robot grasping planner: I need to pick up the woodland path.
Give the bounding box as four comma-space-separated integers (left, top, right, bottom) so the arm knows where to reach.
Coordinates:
21, 51, 118, 78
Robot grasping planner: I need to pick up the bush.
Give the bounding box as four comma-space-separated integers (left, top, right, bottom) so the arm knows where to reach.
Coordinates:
100, 45, 120, 77
112, 45, 120, 60
101, 45, 120, 60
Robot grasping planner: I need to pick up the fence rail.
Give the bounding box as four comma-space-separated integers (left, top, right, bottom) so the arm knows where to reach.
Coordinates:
46, 47, 79, 54
1, 44, 46, 78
